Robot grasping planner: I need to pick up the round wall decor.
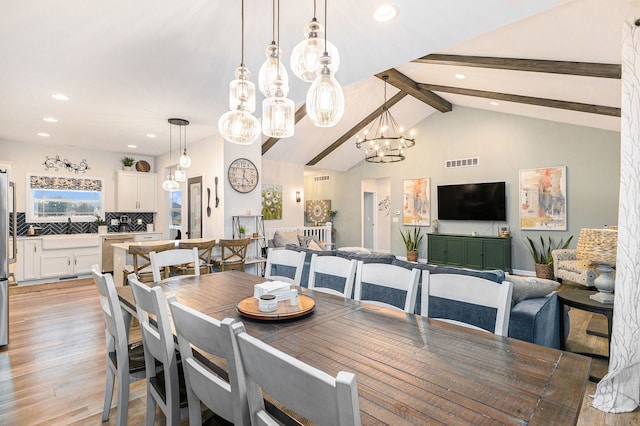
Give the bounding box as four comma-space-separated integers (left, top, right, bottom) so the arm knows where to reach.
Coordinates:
135, 160, 151, 172
228, 158, 258, 193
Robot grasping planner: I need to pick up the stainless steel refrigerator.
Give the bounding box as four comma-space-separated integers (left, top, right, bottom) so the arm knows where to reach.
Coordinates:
1, 170, 17, 346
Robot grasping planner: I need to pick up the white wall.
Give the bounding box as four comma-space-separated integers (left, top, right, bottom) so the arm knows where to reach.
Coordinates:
0, 139, 154, 212
305, 106, 620, 272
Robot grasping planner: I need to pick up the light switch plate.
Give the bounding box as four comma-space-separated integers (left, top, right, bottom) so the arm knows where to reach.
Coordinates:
111, 219, 119, 225
392, 217, 399, 223
137, 218, 143, 225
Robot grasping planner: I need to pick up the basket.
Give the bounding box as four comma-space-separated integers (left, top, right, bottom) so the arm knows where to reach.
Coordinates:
534, 263, 554, 280
576, 228, 617, 265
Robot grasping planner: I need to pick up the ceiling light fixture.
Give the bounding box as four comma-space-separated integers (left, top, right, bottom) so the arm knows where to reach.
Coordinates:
455, 73, 466, 79
355, 75, 415, 163
178, 120, 191, 169
259, 0, 289, 97
306, 0, 344, 128
37, 132, 50, 137
169, 118, 190, 182
262, 0, 295, 138
43, 117, 58, 122
162, 119, 180, 192
290, 0, 340, 83
146, 133, 157, 138
51, 93, 69, 101
218, 0, 261, 145
490, 101, 500, 106
128, 145, 137, 148
372, 3, 398, 23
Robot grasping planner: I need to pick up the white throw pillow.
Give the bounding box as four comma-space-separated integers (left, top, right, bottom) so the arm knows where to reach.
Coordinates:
273, 230, 301, 247
505, 273, 560, 303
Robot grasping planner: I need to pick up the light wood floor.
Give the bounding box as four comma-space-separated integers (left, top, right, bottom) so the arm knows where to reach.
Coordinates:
1, 279, 638, 425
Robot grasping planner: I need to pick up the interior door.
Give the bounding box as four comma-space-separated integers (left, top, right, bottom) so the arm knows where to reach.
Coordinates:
363, 192, 375, 250
187, 176, 202, 239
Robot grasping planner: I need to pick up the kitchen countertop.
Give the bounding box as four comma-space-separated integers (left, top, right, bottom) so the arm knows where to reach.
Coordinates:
18, 231, 161, 239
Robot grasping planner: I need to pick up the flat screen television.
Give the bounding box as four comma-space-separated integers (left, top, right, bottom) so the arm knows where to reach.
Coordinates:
437, 181, 506, 221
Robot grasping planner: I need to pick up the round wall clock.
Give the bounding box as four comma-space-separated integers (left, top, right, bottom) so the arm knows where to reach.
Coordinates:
228, 158, 259, 193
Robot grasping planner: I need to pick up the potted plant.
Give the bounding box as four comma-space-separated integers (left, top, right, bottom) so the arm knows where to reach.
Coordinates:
328, 210, 338, 222
400, 227, 424, 262
95, 214, 108, 234
121, 156, 135, 171
525, 235, 573, 279
239, 225, 246, 238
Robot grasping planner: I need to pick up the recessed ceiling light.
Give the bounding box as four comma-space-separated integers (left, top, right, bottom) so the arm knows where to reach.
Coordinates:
455, 73, 466, 79
37, 132, 50, 137
43, 116, 58, 122
51, 93, 69, 101
490, 101, 500, 106
372, 3, 398, 22
146, 133, 157, 138
128, 145, 137, 148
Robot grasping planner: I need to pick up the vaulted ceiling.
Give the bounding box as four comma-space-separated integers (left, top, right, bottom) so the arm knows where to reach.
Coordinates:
1, 0, 636, 171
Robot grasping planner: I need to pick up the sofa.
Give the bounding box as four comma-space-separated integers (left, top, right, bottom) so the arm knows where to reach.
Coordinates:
269, 245, 565, 349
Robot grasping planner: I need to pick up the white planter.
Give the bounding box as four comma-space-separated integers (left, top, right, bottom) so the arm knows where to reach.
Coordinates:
98, 225, 108, 235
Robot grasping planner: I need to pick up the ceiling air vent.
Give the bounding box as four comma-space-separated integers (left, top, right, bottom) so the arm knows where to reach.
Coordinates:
445, 157, 479, 168
313, 175, 330, 182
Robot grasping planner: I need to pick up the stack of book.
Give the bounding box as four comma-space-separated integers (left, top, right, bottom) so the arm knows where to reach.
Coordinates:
253, 281, 292, 301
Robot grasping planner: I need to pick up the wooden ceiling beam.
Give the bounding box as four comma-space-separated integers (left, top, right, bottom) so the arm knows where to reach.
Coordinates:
413, 54, 621, 79
306, 91, 408, 166
375, 69, 452, 113
417, 83, 621, 117
261, 104, 307, 154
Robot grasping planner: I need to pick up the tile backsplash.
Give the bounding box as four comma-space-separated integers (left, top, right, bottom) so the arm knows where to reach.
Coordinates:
12, 212, 155, 236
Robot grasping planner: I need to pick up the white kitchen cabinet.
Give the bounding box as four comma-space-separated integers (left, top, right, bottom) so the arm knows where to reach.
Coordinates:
40, 235, 101, 279
17, 238, 42, 281
116, 170, 157, 212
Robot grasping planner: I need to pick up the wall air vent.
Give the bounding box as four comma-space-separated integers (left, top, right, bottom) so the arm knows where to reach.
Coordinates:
445, 157, 480, 168
313, 175, 330, 182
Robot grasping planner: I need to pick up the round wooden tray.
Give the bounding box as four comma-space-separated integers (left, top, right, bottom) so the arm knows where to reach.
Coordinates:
237, 294, 315, 320
135, 160, 151, 172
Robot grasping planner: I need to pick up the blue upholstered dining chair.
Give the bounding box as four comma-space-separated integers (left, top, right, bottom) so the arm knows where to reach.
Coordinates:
308, 253, 357, 298
264, 248, 306, 286
354, 261, 420, 313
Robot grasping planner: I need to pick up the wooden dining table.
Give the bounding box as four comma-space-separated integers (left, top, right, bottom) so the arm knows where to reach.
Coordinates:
117, 271, 591, 425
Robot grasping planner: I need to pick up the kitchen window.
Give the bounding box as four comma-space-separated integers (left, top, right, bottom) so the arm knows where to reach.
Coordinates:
26, 173, 105, 222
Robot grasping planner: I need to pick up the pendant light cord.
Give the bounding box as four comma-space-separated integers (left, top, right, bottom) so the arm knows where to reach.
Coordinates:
313, 0, 316, 19
240, 0, 245, 67
271, 0, 276, 42
324, 0, 328, 54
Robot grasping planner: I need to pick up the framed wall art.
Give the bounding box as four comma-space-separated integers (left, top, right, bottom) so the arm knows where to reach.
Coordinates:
306, 199, 331, 225
403, 178, 430, 226
261, 184, 282, 220
519, 166, 567, 230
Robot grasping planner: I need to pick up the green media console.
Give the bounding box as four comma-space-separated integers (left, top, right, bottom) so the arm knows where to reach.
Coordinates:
427, 233, 512, 272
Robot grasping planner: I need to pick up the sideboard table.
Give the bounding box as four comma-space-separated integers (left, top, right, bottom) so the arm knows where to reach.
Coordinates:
558, 288, 613, 381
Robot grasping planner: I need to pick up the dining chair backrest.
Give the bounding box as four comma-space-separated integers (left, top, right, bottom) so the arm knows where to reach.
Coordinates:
231, 322, 361, 426
92, 265, 146, 425
177, 239, 216, 274
126, 242, 176, 284
215, 238, 251, 271
421, 272, 514, 336
354, 262, 420, 313
149, 247, 200, 282
264, 248, 306, 286
308, 254, 357, 298
168, 298, 250, 426
129, 274, 183, 425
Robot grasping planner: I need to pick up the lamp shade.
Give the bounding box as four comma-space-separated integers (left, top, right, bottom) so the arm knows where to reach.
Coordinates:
162, 175, 179, 192
258, 43, 289, 97
306, 54, 344, 127
290, 19, 340, 82
229, 66, 256, 113
218, 107, 261, 145
576, 228, 618, 265
262, 85, 295, 138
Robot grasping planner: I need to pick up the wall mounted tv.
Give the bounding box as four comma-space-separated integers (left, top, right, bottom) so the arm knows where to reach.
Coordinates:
437, 181, 506, 221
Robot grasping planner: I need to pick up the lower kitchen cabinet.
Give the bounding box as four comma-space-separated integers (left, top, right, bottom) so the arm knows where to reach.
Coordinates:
17, 238, 42, 281
40, 247, 100, 278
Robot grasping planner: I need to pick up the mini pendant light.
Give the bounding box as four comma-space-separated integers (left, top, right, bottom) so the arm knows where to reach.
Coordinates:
306, 0, 344, 127
218, 0, 261, 145
290, 0, 340, 82
177, 118, 191, 170
162, 119, 180, 192
258, 0, 289, 97
262, 0, 294, 137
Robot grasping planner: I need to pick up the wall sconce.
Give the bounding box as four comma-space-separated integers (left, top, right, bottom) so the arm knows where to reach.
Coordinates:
296, 191, 301, 203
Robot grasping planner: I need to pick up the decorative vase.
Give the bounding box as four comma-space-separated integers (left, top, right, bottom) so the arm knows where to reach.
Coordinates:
123, 166, 132, 171
534, 263, 554, 280
407, 250, 418, 262
590, 264, 615, 303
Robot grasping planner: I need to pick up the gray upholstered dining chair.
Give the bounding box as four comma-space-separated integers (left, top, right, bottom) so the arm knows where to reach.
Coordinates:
264, 248, 306, 286
168, 297, 250, 426
149, 247, 200, 282
231, 322, 361, 425
129, 274, 188, 425
308, 253, 357, 298
354, 262, 420, 313
421, 271, 514, 336
92, 265, 147, 426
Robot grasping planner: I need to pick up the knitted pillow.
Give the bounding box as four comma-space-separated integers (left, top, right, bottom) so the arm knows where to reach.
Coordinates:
504, 273, 560, 304
297, 235, 325, 250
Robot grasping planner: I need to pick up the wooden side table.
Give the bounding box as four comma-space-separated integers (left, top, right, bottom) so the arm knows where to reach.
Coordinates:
558, 288, 613, 381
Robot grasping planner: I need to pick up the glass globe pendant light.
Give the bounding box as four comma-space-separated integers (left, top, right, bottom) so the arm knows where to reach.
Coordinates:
218, 0, 261, 144
162, 119, 179, 192
229, 65, 255, 113
306, 0, 344, 128
259, 0, 289, 97
290, 0, 340, 82
176, 118, 191, 169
